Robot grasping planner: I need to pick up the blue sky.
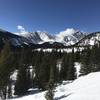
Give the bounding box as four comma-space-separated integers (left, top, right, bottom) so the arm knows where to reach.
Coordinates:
0, 0, 100, 34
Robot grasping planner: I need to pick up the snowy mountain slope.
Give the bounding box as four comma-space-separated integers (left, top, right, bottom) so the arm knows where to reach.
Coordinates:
0, 29, 65, 48
15, 31, 54, 44
1, 28, 100, 47
10, 72, 100, 100
75, 32, 100, 46
15, 28, 85, 46
0, 29, 34, 46
36, 31, 55, 43
55, 28, 85, 45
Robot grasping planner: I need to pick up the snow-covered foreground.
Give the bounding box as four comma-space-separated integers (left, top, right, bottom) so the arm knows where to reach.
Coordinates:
10, 72, 100, 100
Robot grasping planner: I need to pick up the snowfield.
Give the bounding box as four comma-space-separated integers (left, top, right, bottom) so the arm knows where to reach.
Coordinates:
10, 72, 100, 100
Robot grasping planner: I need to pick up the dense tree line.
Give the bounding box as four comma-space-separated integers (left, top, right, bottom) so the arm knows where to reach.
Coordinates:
0, 41, 100, 99
0, 41, 16, 99
80, 44, 100, 75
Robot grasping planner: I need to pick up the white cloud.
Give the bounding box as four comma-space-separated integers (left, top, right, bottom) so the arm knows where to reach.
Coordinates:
56, 28, 77, 42
17, 25, 28, 35
58, 28, 77, 36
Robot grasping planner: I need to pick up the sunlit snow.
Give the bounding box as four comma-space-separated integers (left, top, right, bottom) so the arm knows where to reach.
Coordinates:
10, 72, 100, 100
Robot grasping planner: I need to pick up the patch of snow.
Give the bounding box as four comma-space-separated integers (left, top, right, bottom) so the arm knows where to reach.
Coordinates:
74, 62, 81, 78
10, 70, 18, 81
57, 59, 62, 72
35, 47, 84, 53
28, 66, 36, 79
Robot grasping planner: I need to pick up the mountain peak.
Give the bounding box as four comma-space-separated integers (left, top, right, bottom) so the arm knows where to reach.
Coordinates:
13, 28, 85, 46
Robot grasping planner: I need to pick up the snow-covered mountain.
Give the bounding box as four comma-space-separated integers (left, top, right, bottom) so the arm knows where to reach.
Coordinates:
55, 28, 85, 45
1, 28, 100, 47
0, 29, 32, 46
10, 72, 100, 100
75, 32, 100, 46
15, 28, 85, 46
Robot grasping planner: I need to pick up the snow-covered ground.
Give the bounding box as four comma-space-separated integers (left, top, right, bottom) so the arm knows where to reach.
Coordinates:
10, 72, 100, 100
55, 72, 100, 100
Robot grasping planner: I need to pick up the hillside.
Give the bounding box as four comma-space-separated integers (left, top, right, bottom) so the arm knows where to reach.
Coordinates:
10, 72, 100, 100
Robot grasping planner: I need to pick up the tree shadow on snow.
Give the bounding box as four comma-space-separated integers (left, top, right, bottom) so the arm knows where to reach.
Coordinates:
54, 93, 72, 100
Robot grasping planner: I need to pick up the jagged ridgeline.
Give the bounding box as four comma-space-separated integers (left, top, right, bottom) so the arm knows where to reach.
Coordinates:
0, 29, 100, 99
0, 28, 85, 48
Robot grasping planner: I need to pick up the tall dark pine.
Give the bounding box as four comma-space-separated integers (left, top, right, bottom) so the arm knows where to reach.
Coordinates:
7, 80, 12, 99
0, 41, 14, 99
92, 44, 100, 71
60, 53, 69, 81
66, 48, 76, 80
38, 53, 50, 90
50, 50, 59, 83
14, 47, 32, 96
45, 61, 55, 100
14, 66, 29, 96
80, 47, 92, 75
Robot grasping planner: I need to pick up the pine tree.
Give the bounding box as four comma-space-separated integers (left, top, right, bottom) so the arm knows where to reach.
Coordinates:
45, 63, 55, 100
50, 50, 59, 83
27, 69, 32, 89
60, 53, 69, 81
14, 66, 29, 96
14, 47, 32, 96
60, 48, 76, 81
75, 49, 81, 62
66, 49, 76, 80
38, 53, 50, 90
32, 50, 44, 88
90, 44, 100, 72
7, 80, 12, 99
45, 80, 54, 100
80, 47, 92, 75
0, 41, 14, 99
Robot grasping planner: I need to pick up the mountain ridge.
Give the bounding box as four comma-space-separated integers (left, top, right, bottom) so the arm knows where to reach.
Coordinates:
14, 28, 86, 46
0, 28, 100, 48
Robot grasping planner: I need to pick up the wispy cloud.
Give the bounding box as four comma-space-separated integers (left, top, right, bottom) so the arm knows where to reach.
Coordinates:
58, 28, 77, 36
56, 28, 77, 42
17, 25, 28, 34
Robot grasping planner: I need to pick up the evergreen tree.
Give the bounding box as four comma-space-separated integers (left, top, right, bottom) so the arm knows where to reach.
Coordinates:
60, 48, 76, 81
90, 44, 100, 72
45, 80, 54, 100
14, 66, 30, 96
14, 47, 32, 96
45, 62, 55, 100
7, 80, 12, 99
66, 49, 76, 80
50, 50, 59, 83
38, 53, 50, 90
74, 49, 81, 62
60, 53, 69, 81
80, 47, 92, 75
27, 69, 33, 89
32, 50, 44, 88
0, 41, 14, 99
